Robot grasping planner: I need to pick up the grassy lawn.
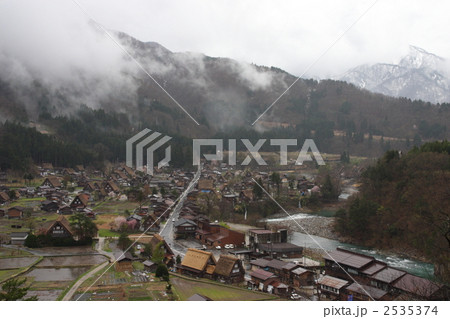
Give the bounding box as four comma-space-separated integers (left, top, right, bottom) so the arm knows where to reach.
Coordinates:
98, 229, 121, 237
132, 261, 144, 270
93, 201, 139, 214
171, 275, 278, 301
0, 268, 24, 282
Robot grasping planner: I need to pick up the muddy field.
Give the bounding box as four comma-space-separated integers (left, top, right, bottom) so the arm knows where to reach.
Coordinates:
27, 266, 91, 281
38, 255, 108, 267
0, 256, 39, 269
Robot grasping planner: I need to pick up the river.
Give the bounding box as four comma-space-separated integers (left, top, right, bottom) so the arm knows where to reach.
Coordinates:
267, 211, 435, 279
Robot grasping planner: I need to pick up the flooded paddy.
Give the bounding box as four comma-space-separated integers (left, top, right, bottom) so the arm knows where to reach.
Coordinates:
27, 266, 91, 281
38, 255, 108, 267
0, 257, 39, 269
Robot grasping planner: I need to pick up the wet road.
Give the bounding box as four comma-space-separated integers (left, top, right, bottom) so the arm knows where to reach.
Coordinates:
159, 165, 202, 257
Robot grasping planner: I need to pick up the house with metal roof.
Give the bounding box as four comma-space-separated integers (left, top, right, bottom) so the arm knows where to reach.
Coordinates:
317, 275, 349, 300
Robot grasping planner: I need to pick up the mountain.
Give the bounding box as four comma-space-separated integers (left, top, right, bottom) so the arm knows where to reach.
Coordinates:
0, 30, 449, 160
339, 46, 450, 104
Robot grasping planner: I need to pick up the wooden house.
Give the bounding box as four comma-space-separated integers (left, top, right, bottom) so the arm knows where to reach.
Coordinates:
196, 224, 245, 248
41, 200, 60, 212
345, 282, 390, 301
323, 248, 375, 280
248, 269, 277, 291
213, 255, 245, 283
370, 267, 406, 291
317, 275, 349, 300
41, 177, 62, 189
291, 266, 315, 288
143, 260, 157, 272
392, 273, 444, 300
104, 181, 120, 194
70, 194, 90, 209
115, 251, 134, 272
0, 191, 10, 204
6, 206, 25, 219
39, 216, 75, 239
179, 248, 216, 278
174, 218, 197, 239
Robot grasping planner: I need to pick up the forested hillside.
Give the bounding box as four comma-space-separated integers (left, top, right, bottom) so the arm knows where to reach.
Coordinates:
335, 141, 450, 283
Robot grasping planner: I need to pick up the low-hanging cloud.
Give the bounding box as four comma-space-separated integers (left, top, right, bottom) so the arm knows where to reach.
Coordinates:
0, 0, 139, 117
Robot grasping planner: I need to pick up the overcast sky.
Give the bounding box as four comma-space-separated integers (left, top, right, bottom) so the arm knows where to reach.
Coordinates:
1, 0, 449, 79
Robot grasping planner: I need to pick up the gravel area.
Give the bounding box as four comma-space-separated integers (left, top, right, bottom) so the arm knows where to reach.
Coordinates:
266, 216, 339, 240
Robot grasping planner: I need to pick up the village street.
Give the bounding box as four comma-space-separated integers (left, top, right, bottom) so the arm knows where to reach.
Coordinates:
159, 164, 202, 257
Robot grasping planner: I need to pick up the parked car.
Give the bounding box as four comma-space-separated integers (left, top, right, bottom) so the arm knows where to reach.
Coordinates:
224, 244, 231, 249
215, 246, 221, 250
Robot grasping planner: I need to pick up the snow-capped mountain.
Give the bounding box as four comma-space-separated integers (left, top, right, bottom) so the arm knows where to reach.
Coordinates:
339, 46, 450, 104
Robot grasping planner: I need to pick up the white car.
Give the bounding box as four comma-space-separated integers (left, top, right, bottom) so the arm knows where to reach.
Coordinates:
224, 244, 231, 249
228, 244, 234, 249
215, 246, 221, 250
136, 245, 142, 250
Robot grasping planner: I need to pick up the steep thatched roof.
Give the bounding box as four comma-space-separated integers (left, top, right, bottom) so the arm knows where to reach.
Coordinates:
214, 255, 239, 277
181, 248, 216, 271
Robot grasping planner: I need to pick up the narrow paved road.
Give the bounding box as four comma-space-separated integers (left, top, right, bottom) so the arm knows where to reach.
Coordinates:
63, 166, 202, 301
62, 237, 113, 301
62, 260, 109, 301
159, 165, 202, 257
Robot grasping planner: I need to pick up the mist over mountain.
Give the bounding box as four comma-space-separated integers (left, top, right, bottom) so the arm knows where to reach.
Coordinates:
339, 46, 450, 104
0, 19, 449, 147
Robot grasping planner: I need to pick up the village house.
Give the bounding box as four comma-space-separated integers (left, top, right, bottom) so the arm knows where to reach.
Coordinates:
344, 282, 390, 301
39, 215, 75, 239
213, 255, 245, 284
174, 218, 197, 239
6, 206, 25, 219
41, 176, 62, 189
317, 275, 349, 300
103, 181, 120, 194
179, 248, 217, 278
247, 228, 287, 250
150, 234, 174, 266
143, 260, 157, 272
115, 251, 134, 272
10, 232, 29, 245
291, 266, 315, 288
369, 267, 406, 291
70, 194, 90, 209
256, 242, 303, 259
41, 200, 60, 212
248, 268, 278, 292
141, 213, 160, 233
323, 248, 375, 281
196, 223, 245, 248
0, 191, 10, 204
197, 178, 214, 193
58, 205, 74, 215
392, 273, 444, 300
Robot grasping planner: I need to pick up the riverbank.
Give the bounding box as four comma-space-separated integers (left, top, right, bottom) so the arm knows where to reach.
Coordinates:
266, 215, 339, 240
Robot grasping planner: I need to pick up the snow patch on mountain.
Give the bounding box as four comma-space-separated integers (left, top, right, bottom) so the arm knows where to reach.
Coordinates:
339, 46, 450, 104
